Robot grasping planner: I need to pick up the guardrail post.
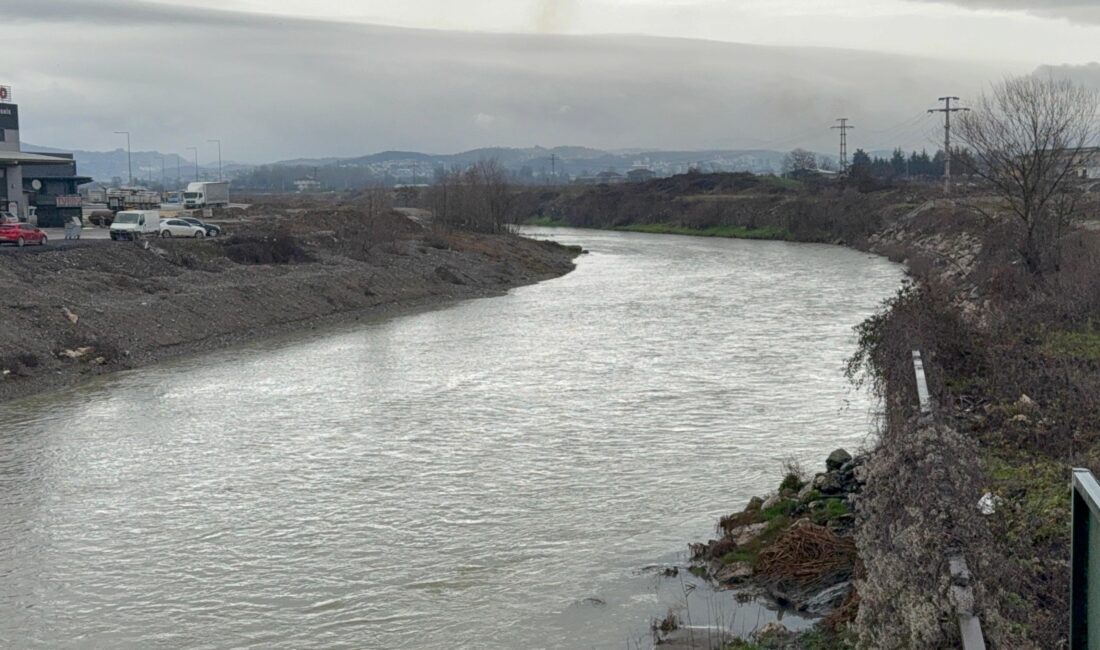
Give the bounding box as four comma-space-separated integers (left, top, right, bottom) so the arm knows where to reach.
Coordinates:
912, 350, 933, 418
913, 349, 987, 649
948, 552, 987, 650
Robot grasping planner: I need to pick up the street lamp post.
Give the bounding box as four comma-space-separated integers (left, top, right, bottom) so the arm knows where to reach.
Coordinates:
187, 147, 199, 183
113, 131, 132, 186
207, 139, 222, 181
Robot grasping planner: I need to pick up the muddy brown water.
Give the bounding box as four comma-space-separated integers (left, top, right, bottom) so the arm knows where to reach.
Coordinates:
0, 228, 902, 649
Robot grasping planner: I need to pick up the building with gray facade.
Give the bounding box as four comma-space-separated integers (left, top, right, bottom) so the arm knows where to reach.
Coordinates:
0, 95, 91, 226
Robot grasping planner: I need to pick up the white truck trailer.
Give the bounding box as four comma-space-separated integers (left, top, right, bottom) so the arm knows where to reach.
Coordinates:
182, 182, 230, 210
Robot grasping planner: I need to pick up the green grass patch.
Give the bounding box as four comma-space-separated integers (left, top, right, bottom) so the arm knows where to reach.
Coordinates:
611, 223, 792, 240
761, 500, 796, 521
800, 489, 822, 503
1045, 328, 1100, 361
759, 175, 805, 191
983, 452, 1070, 547
779, 473, 805, 493
521, 216, 571, 227
724, 628, 855, 650
720, 549, 758, 565
812, 498, 851, 525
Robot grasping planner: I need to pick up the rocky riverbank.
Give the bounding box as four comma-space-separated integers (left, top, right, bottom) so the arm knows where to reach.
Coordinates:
0, 200, 580, 402
652, 449, 864, 649
521, 172, 1100, 647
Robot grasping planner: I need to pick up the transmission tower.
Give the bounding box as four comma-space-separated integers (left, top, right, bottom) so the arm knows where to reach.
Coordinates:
928, 96, 969, 195
832, 118, 854, 173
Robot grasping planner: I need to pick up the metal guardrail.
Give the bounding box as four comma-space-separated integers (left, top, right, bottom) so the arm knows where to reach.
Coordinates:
1071, 468, 1100, 649
912, 350, 987, 650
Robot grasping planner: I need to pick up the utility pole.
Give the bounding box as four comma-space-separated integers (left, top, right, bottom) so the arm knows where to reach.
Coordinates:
113, 131, 132, 186
187, 146, 199, 183
207, 139, 223, 181
160, 156, 166, 190
176, 156, 181, 190
551, 153, 557, 183
832, 118, 854, 174
929, 96, 969, 195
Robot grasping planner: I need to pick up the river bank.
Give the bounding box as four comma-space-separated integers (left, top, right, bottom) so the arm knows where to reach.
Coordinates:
0, 200, 579, 403
521, 173, 1099, 648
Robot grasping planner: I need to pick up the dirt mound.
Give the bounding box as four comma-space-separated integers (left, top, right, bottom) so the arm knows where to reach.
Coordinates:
0, 201, 579, 402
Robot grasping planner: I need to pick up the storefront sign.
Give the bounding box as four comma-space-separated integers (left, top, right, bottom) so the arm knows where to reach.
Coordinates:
0, 104, 18, 130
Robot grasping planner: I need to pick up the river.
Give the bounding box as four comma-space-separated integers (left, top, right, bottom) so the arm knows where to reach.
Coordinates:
0, 228, 902, 649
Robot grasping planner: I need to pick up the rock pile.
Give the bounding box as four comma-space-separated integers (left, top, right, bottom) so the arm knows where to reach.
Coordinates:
688, 449, 864, 619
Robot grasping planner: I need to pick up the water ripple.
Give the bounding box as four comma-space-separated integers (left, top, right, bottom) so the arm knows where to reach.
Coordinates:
0, 228, 901, 649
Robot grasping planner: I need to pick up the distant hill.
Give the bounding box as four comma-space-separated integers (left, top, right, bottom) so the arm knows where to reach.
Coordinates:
265, 146, 793, 181
23, 143, 240, 186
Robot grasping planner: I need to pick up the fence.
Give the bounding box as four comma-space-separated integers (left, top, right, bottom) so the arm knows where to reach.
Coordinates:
1072, 467, 1100, 649
911, 350, 987, 650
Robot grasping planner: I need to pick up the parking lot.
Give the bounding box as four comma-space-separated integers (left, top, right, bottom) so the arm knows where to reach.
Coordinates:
0, 224, 219, 253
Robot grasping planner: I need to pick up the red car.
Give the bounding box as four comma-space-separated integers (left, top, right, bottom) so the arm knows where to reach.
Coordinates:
0, 222, 48, 247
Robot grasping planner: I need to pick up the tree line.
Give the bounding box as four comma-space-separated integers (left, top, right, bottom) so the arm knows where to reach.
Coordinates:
783, 147, 978, 181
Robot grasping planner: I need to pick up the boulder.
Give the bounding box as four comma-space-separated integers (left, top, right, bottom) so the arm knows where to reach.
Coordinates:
731, 522, 770, 546
797, 483, 816, 501
761, 494, 782, 511
752, 621, 791, 642
826, 448, 853, 471
1016, 394, 1038, 411
815, 472, 845, 495
716, 561, 754, 584
745, 496, 764, 512
839, 456, 864, 474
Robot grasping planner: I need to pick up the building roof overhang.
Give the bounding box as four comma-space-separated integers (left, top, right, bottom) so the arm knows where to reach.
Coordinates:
0, 151, 77, 166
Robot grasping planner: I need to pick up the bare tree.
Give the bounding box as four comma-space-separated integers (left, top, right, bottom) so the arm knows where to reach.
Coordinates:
782, 148, 818, 177
956, 75, 1099, 274
428, 159, 513, 233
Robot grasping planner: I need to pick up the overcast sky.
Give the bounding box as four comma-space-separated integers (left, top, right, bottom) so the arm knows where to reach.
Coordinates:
3, 0, 1098, 162
135, 0, 1100, 63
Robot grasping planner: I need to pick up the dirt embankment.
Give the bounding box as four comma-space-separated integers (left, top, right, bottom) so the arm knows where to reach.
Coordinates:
0, 201, 579, 402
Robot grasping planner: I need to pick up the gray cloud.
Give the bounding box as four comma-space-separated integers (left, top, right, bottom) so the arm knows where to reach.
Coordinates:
905, 0, 1100, 24
1035, 62, 1100, 88
1, 0, 1014, 162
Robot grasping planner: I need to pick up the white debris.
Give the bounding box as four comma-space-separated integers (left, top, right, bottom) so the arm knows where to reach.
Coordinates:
978, 492, 1003, 515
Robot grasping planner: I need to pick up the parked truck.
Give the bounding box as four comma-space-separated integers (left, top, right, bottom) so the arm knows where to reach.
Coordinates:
85, 187, 161, 213
182, 182, 230, 210
109, 210, 161, 241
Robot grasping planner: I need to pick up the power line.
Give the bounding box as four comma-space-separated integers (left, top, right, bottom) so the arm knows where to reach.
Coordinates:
739, 120, 838, 152
832, 118, 855, 173
860, 112, 935, 151
928, 96, 969, 195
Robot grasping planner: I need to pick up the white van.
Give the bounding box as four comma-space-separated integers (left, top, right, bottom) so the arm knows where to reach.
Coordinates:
109, 210, 161, 241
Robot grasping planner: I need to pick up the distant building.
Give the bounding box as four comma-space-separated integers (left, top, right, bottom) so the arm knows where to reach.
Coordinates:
0, 91, 91, 225
23, 154, 92, 227
1071, 147, 1100, 179
626, 168, 656, 183
595, 171, 624, 185
294, 178, 322, 193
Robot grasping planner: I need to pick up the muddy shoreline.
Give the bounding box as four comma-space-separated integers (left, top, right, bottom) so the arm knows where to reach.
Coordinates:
0, 206, 580, 404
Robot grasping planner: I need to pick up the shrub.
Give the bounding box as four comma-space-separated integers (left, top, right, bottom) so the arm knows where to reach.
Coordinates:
223, 231, 312, 265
